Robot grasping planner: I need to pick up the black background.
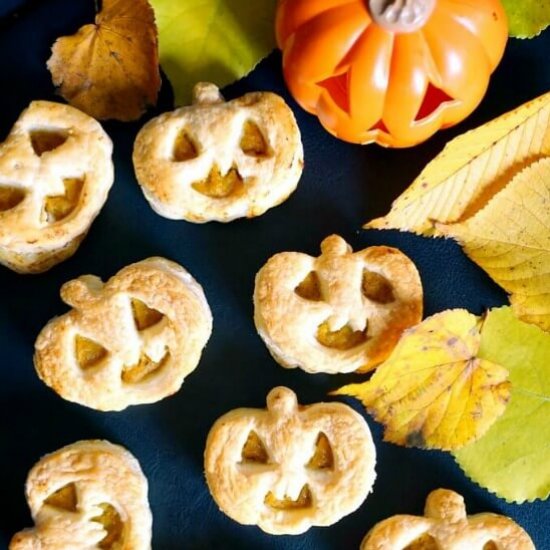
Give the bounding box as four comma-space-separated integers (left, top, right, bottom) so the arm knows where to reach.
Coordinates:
0, 1, 549, 548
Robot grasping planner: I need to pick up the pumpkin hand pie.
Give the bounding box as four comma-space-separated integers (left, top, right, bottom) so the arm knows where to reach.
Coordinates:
204, 386, 376, 535
34, 257, 212, 411
360, 488, 535, 549
254, 235, 423, 374
133, 82, 304, 223
0, 100, 113, 273
10, 440, 152, 550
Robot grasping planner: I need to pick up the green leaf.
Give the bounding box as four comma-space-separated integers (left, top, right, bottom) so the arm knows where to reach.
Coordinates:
150, 0, 277, 105
501, 0, 550, 38
454, 307, 550, 503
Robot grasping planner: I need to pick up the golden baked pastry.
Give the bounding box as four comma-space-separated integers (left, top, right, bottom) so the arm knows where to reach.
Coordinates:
10, 440, 152, 550
0, 100, 113, 273
204, 386, 376, 535
34, 257, 212, 411
254, 235, 423, 374
360, 488, 535, 549
133, 82, 303, 223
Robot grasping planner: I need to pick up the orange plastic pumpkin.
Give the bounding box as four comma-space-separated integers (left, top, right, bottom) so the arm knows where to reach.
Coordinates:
276, 0, 508, 147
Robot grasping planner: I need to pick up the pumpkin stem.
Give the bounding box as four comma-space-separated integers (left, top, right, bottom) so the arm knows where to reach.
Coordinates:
367, 0, 436, 33
193, 82, 224, 106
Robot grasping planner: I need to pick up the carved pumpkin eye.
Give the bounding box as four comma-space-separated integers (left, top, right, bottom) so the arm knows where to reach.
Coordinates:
240, 120, 269, 157
307, 432, 334, 470
240, 431, 269, 464
44, 177, 84, 223
30, 129, 68, 156
415, 83, 454, 122
404, 533, 438, 549
44, 483, 78, 512
0, 186, 25, 212
172, 130, 198, 162
91, 503, 124, 549
295, 271, 322, 301
362, 269, 395, 304
317, 72, 349, 114
75, 335, 108, 370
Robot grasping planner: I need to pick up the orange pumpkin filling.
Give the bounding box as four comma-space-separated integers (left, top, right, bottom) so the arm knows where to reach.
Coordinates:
44, 482, 77, 512
75, 335, 108, 369
265, 485, 312, 510
122, 352, 169, 384
172, 130, 198, 162
362, 270, 395, 303
30, 129, 68, 156
316, 322, 367, 350
92, 503, 124, 549
192, 165, 244, 199
131, 299, 164, 331
295, 271, 322, 301
240, 120, 268, 156
404, 534, 438, 550
241, 431, 269, 464
0, 186, 25, 212
307, 432, 334, 470
44, 177, 84, 222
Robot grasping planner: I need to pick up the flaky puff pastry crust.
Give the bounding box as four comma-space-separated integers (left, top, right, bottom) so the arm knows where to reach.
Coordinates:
34, 257, 212, 411
10, 440, 152, 550
204, 387, 376, 535
361, 488, 535, 549
133, 82, 303, 223
0, 101, 113, 273
254, 235, 423, 374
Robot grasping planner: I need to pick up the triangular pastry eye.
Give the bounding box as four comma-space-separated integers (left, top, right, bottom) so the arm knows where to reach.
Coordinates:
307, 432, 334, 470
404, 533, 438, 550
362, 269, 395, 304
92, 503, 124, 549
30, 129, 68, 156
241, 431, 269, 464
75, 335, 108, 370
172, 130, 198, 162
0, 186, 25, 212
44, 177, 84, 223
44, 483, 78, 512
295, 271, 322, 301
240, 121, 268, 157
131, 299, 164, 331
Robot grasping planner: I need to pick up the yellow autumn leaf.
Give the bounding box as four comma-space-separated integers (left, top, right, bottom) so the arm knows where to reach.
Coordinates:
367, 91, 550, 235
439, 158, 550, 332
334, 310, 511, 451
47, 0, 161, 121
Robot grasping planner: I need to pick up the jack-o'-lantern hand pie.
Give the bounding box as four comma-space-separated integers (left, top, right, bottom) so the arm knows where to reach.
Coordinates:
360, 488, 535, 549
254, 235, 422, 374
204, 387, 376, 535
132, 82, 304, 223
10, 440, 152, 550
34, 257, 212, 411
0, 100, 113, 274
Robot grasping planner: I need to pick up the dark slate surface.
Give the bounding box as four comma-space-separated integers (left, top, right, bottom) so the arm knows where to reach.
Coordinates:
0, 2, 549, 548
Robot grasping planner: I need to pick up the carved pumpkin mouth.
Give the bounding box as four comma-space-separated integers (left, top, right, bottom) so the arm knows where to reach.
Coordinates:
265, 484, 312, 510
